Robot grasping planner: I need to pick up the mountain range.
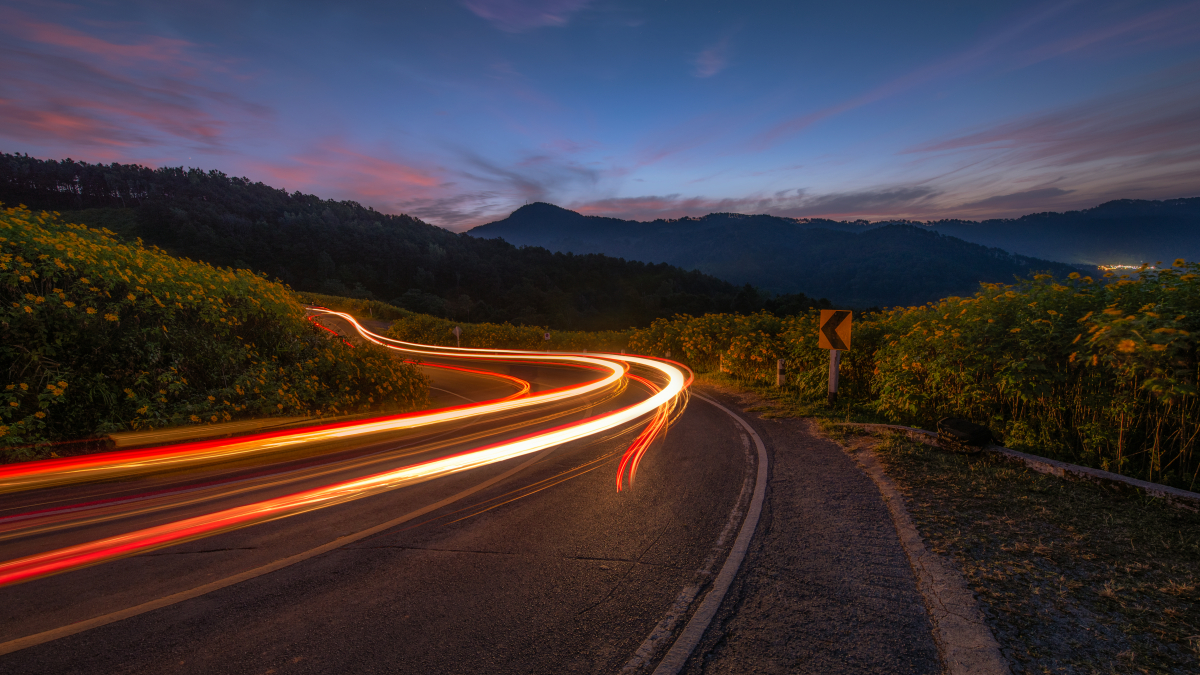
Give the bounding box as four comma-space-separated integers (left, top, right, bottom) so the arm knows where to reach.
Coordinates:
469, 203, 1116, 307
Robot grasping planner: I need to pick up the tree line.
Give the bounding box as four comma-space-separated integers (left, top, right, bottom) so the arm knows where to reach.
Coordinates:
0, 153, 832, 329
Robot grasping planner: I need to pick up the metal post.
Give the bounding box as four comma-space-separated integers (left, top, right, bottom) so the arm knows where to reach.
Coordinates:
777, 359, 785, 387
827, 350, 840, 405
666, 349, 671, 359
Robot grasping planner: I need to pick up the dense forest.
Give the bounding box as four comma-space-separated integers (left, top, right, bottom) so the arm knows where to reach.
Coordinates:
471, 203, 1085, 307
0, 153, 794, 330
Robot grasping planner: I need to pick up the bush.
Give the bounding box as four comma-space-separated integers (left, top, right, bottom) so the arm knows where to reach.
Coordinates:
619, 265, 1199, 489
387, 313, 631, 353
0, 205, 427, 460
296, 292, 412, 322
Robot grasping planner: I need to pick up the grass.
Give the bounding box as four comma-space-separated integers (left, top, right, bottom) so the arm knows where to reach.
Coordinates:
861, 431, 1200, 674
695, 372, 1200, 673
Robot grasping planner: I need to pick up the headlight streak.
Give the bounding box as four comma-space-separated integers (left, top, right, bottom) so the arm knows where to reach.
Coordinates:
0, 345, 621, 496
0, 310, 692, 588
0, 381, 629, 545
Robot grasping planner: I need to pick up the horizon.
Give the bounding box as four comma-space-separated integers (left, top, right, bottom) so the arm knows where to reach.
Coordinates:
2, 1, 1198, 231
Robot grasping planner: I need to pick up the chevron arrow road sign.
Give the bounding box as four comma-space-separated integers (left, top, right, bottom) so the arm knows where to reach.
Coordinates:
818, 310, 852, 351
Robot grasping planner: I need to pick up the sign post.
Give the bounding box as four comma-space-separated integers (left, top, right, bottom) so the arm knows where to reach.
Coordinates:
817, 310, 852, 405
452, 325, 461, 348
777, 359, 785, 387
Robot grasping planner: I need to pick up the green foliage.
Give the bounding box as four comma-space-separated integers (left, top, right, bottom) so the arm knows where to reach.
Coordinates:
0, 205, 428, 460
388, 313, 631, 353
624, 265, 1200, 489
296, 292, 412, 322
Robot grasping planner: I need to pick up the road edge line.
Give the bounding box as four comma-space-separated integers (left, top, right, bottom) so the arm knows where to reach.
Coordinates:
0, 447, 555, 657
648, 392, 768, 675
832, 431, 1010, 675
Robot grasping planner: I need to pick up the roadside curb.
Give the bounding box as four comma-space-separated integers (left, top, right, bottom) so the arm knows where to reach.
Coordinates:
831, 433, 1010, 675
840, 423, 1200, 511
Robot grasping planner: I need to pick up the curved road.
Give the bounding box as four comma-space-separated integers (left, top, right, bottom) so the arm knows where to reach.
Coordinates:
0, 331, 758, 673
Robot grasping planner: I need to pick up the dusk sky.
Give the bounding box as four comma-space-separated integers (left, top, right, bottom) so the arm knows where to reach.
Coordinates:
2, 0, 1198, 230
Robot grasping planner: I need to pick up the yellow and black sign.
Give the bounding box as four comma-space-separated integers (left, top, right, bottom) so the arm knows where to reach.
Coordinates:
818, 310, 852, 350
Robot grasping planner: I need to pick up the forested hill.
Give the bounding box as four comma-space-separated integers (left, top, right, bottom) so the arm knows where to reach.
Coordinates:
0, 153, 745, 330
926, 198, 1200, 265
471, 203, 1083, 308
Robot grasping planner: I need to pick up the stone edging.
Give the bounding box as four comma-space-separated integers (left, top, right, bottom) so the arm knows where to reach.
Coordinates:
832, 430, 1010, 675
839, 423, 1200, 512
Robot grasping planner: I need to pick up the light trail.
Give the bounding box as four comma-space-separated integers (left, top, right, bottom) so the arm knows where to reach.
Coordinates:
0, 308, 693, 588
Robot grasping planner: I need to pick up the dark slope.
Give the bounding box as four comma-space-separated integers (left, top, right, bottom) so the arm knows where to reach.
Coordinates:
471, 203, 1080, 307
0, 154, 741, 330
927, 198, 1200, 265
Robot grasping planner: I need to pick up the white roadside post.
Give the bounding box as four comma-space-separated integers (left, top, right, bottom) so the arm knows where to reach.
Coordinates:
776, 358, 785, 387
452, 325, 461, 348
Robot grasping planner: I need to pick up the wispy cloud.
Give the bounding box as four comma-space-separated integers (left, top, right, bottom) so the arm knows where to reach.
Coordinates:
911, 81, 1200, 167
251, 140, 441, 198
693, 37, 730, 78
749, 1, 1081, 149
567, 185, 942, 221
462, 0, 593, 32
0, 9, 267, 154
957, 187, 1074, 211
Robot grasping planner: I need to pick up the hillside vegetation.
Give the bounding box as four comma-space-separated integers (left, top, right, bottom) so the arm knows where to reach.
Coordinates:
386, 313, 631, 353
627, 264, 1200, 489
394, 263, 1200, 489
470, 203, 1083, 307
1, 205, 427, 460
0, 153, 742, 330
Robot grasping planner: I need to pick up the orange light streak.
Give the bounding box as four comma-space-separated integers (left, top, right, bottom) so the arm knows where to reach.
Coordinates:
0, 310, 692, 586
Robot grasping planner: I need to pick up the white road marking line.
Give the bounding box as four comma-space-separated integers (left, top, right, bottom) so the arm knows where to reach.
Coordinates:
620, 392, 769, 675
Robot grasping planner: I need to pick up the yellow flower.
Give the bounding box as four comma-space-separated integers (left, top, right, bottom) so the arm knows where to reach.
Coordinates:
104, 313, 119, 321
1175, 258, 1186, 267
23, 306, 31, 313
1117, 339, 1137, 353
8, 402, 17, 407
20, 383, 28, 391
19, 275, 30, 282
127, 294, 136, 301
34, 411, 46, 419
64, 301, 75, 308
85, 307, 97, 314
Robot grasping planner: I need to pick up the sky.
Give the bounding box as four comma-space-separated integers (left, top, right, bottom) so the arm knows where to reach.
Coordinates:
1, 0, 1199, 230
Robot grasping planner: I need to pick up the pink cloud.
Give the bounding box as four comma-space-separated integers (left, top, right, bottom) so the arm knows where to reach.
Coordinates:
694, 37, 730, 78
248, 141, 442, 205
11, 13, 194, 67
462, 0, 592, 32
0, 12, 268, 155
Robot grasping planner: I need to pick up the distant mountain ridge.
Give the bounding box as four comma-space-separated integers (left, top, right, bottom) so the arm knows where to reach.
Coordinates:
472, 198, 1200, 267
469, 203, 1089, 308
925, 198, 1200, 265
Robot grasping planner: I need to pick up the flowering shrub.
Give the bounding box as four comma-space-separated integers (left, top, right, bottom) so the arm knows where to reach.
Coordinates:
622, 265, 1199, 489
1, 205, 427, 460
387, 313, 631, 352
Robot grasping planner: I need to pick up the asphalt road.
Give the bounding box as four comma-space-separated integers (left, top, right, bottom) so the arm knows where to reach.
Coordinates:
0, 360, 754, 674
